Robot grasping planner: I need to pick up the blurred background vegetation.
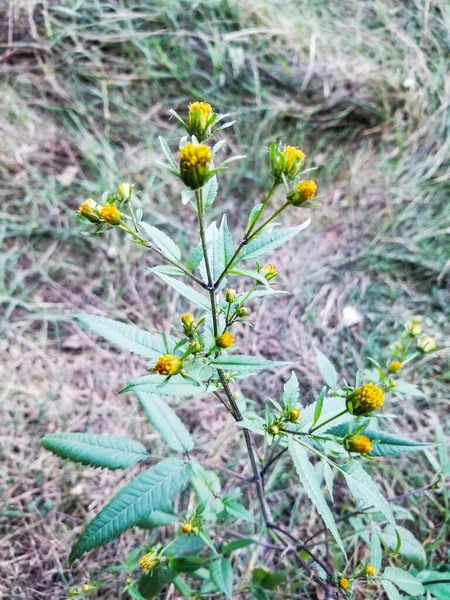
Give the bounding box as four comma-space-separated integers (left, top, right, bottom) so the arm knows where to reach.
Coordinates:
1, 1, 449, 598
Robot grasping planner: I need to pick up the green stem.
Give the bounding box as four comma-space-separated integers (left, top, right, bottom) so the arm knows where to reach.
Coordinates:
214, 183, 279, 289
249, 201, 290, 240
309, 409, 347, 434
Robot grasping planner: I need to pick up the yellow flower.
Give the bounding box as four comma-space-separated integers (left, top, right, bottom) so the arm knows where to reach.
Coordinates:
417, 336, 436, 353
262, 263, 278, 281
118, 182, 132, 200
78, 199, 102, 224
389, 360, 402, 373
282, 146, 305, 179
365, 565, 376, 576
188, 102, 214, 140
339, 577, 350, 590
82, 584, 91, 592
347, 382, 384, 416
68, 590, 78, 597
344, 434, 373, 455
139, 550, 160, 572
181, 313, 195, 327
100, 204, 122, 225
216, 332, 234, 348
179, 142, 211, 189
181, 522, 192, 534
287, 408, 301, 422
155, 355, 182, 376
288, 180, 318, 206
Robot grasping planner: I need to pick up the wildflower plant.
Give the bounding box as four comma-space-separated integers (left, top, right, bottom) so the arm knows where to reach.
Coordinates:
42, 103, 441, 599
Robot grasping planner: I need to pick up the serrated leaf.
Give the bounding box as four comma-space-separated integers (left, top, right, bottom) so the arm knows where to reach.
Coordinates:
122, 374, 209, 397
288, 439, 346, 554
69, 458, 191, 563
315, 348, 338, 389
138, 566, 177, 599
139, 222, 182, 263
282, 371, 300, 407
341, 460, 395, 527
209, 557, 233, 599
326, 425, 434, 458
382, 567, 425, 596
222, 538, 256, 554
299, 396, 351, 433
154, 273, 211, 311
238, 222, 310, 262
76, 314, 173, 359
322, 458, 334, 502
203, 172, 219, 208
147, 265, 186, 277
312, 387, 326, 428
370, 523, 383, 572
381, 580, 403, 600
379, 525, 426, 570
223, 499, 255, 523
415, 570, 450, 600
41, 433, 149, 470
230, 267, 269, 287
136, 392, 194, 453
158, 136, 178, 171
187, 243, 204, 272
247, 204, 263, 232
210, 355, 288, 373
199, 222, 225, 282
219, 214, 234, 265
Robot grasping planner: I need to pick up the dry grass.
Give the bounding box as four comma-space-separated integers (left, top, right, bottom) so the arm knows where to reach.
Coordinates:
1, 0, 449, 598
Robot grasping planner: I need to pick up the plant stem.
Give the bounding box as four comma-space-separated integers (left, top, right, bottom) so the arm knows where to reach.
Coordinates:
309, 409, 347, 434
248, 201, 289, 240
214, 183, 279, 289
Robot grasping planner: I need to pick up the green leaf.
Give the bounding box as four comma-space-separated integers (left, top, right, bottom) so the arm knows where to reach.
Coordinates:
299, 396, 350, 432
122, 374, 209, 397
137, 508, 178, 528
210, 355, 288, 374
379, 525, 426, 570
222, 538, 256, 554
238, 221, 310, 262
322, 458, 334, 502
158, 136, 178, 171
315, 348, 338, 389
327, 425, 434, 458
138, 566, 177, 599
370, 523, 383, 572
187, 243, 204, 272
382, 567, 425, 596
203, 172, 219, 208
415, 570, 450, 600
288, 439, 346, 554
209, 557, 233, 599
76, 314, 172, 359
219, 214, 234, 265
199, 221, 226, 282
312, 387, 326, 428
170, 556, 211, 573
139, 222, 182, 263
247, 204, 263, 232
223, 499, 255, 523
153, 273, 211, 311
191, 463, 222, 520
69, 458, 191, 563
381, 580, 403, 600
282, 371, 300, 407
41, 433, 149, 470
136, 392, 194, 453
230, 267, 269, 287
341, 460, 396, 527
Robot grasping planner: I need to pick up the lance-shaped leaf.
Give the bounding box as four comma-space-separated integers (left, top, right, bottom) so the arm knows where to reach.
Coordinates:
41, 433, 149, 470
76, 314, 174, 359
341, 460, 395, 527
136, 391, 194, 453
326, 424, 434, 458
288, 439, 346, 554
382, 567, 425, 596
210, 355, 288, 374
69, 457, 191, 564
370, 523, 383, 572
153, 273, 211, 311
282, 371, 300, 407
315, 348, 338, 389
237, 221, 310, 262
122, 374, 209, 397
199, 221, 226, 283
299, 396, 351, 432
139, 222, 182, 264
209, 557, 233, 599
379, 525, 426, 570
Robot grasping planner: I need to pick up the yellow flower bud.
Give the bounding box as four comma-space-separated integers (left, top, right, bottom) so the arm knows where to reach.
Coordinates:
181, 522, 192, 534
347, 382, 384, 415
179, 142, 211, 189
78, 199, 102, 224
272, 145, 305, 181
82, 584, 90, 592
365, 565, 375, 576
100, 204, 122, 225
389, 360, 402, 373
417, 336, 436, 353
125, 578, 133, 585
68, 590, 78, 597
288, 408, 301, 422
188, 102, 214, 141
139, 550, 160, 572
269, 424, 280, 435
262, 263, 278, 281
216, 332, 234, 348
287, 180, 318, 207
226, 288, 236, 302
344, 434, 373, 455
237, 307, 248, 318
181, 313, 195, 330
118, 182, 132, 200
155, 354, 182, 376
339, 577, 350, 590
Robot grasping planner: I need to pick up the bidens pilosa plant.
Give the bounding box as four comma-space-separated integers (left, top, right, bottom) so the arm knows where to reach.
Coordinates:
42, 102, 440, 600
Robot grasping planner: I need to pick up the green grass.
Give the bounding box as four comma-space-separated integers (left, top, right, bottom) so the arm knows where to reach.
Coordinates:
1, 0, 449, 598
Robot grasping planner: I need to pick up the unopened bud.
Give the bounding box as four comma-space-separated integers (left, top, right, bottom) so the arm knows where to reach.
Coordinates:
237, 307, 248, 318
287, 408, 301, 422
181, 522, 192, 534
118, 182, 132, 200
226, 288, 236, 303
